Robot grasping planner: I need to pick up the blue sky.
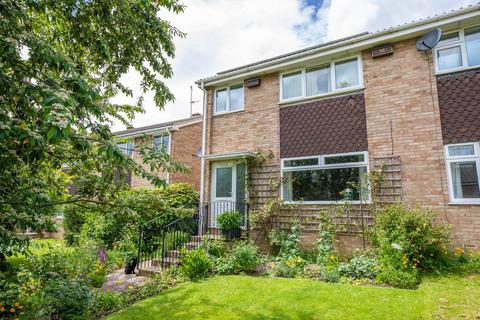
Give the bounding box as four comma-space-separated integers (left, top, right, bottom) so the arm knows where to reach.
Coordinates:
111, 0, 478, 131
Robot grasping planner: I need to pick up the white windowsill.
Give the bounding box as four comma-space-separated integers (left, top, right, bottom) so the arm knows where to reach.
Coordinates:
212, 109, 245, 117
278, 86, 364, 106
435, 65, 480, 76
448, 200, 480, 205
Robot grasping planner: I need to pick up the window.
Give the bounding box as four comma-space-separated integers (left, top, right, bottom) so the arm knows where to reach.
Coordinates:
434, 26, 480, 72
280, 56, 362, 102
117, 141, 133, 156
445, 142, 480, 204
281, 152, 369, 203
335, 59, 359, 89
153, 134, 170, 153
215, 84, 244, 114
306, 65, 330, 96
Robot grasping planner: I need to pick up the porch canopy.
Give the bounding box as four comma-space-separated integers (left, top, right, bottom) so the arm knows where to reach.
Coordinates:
203, 151, 255, 161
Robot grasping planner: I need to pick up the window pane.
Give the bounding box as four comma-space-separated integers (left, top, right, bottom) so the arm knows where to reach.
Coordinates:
283, 166, 367, 201
282, 71, 302, 99
439, 32, 459, 44
216, 167, 232, 198
284, 158, 318, 167
153, 135, 169, 152
117, 142, 133, 156
215, 89, 227, 113
437, 46, 462, 70
448, 145, 475, 157
335, 58, 359, 89
450, 162, 480, 199
465, 26, 480, 67
306, 65, 330, 96
325, 154, 365, 164
230, 84, 244, 111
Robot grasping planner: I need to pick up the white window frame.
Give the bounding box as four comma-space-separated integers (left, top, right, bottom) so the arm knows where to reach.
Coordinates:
434, 25, 480, 74
279, 55, 364, 104
280, 151, 370, 204
214, 83, 244, 115
153, 133, 171, 155
444, 142, 480, 205
117, 140, 134, 157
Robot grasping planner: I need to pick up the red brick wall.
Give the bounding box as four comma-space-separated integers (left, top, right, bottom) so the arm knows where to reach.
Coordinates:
170, 122, 202, 190
363, 38, 480, 249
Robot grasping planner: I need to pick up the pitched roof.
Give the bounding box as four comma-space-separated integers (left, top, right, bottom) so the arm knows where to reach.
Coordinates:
113, 114, 202, 137
197, 3, 480, 85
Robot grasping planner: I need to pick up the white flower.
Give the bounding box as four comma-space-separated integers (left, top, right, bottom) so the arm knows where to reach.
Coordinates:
391, 243, 402, 250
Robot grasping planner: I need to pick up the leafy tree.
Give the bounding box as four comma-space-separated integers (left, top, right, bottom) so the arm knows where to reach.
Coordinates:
0, 0, 187, 264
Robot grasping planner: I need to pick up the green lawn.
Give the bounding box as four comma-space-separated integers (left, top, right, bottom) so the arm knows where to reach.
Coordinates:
106, 274, 480, 320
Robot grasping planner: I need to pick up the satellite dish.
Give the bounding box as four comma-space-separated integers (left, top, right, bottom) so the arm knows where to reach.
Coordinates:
416, 28, 442, 51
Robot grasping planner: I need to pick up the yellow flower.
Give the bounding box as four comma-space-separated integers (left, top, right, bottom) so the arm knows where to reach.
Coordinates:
0, 307, 5, 312
14, 303, 19, 308
128, 285, 134, 290
10, 308, 15, 313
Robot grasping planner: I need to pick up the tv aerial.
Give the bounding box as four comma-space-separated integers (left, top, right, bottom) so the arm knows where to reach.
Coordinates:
416, 28, 442, 51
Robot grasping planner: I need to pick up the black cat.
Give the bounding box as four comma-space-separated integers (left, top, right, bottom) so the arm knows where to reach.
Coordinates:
124, 257, 138, 274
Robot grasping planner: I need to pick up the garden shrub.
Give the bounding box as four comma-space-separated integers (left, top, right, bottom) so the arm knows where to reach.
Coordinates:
27, 277, 92, 320
178, 249, 212, 280
272, 256, 306, 278
64, 183, 199, 262
217, 211, 242, 239
319, 266, 340, 283
316, 210, 336, 265
215, 241, 259, 274
376, 264, 419, 289
0, 281, 24, 319
369, 204, 451, 271
269, 220, 301, 258
338, 251, 379, 280
202, 238, 228, 258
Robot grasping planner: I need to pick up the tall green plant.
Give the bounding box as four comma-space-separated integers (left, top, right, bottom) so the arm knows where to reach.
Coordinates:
0, 0, 186, 262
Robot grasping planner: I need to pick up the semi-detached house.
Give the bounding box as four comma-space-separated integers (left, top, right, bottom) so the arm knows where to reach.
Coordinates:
196, 4, 480, 251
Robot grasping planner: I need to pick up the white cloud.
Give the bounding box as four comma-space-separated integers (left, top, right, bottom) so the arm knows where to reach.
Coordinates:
111, 0, 478, 131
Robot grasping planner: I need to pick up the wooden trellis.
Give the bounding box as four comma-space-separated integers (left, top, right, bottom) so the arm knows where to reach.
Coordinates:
373, 156, 403, 204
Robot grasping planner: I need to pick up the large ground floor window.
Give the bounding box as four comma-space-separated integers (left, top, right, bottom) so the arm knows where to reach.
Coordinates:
445, 142, 480, 204
281, 152, 369, 203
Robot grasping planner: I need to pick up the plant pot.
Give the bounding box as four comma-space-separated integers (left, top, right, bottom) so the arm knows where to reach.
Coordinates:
221, 228, 241, 240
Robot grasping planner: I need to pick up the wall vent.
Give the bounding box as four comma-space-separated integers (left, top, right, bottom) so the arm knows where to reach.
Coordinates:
245, 77, 261, 88
371, 44, 393, 58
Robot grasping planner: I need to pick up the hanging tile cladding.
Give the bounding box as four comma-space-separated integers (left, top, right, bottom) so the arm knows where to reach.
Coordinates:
279, 93, 368, 158
437, 68, 480, 145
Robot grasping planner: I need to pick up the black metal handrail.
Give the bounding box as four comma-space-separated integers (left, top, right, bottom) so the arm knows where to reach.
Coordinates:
136, 201, 249, 273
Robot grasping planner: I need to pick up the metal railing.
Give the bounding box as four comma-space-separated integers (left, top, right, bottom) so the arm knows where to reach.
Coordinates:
137, 201, 249, 273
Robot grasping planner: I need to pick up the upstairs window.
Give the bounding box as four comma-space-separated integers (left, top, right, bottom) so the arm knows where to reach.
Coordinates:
153, 134, 170, 153
435, 26, 480, 72
117, 141, 133, 156
214, 84, 244, 114
445, 142, 480, 204
281, 152, 369, 203
280, 56, 362, 102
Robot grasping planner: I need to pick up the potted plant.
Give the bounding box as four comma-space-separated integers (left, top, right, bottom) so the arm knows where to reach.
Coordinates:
217, 210, 242, 240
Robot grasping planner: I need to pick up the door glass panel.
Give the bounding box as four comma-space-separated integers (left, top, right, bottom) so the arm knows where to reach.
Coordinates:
216, 167, 232, 198
450, 162, 480, 199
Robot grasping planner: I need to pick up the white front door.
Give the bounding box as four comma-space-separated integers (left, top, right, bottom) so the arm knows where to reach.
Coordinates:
210, 162, 247, 228
211, 163, 236, 227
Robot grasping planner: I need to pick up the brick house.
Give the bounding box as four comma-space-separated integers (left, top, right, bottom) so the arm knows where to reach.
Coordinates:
196, 5, 480, 250
114, 115, 203, 190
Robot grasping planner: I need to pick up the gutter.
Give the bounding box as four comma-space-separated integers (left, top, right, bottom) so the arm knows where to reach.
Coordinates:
198, 82, 208, 204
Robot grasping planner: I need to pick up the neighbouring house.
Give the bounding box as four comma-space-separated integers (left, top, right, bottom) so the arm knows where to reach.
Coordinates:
114, 114, 203, 190
195, 4, 480, 251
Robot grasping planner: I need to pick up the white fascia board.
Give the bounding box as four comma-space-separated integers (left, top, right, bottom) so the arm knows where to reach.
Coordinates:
115, 127, 172, 139
200, 8, 480, 87
203, 151, 256, 161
